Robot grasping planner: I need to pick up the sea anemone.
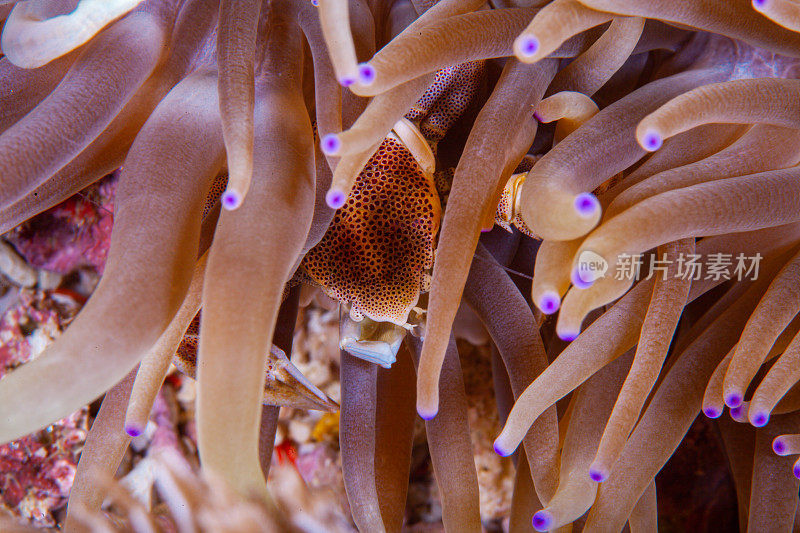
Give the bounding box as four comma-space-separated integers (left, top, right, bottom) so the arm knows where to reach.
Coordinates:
4, 0, 800, 530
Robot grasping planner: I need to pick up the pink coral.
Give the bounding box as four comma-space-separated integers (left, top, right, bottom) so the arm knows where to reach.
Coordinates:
0, 288, 86, 525
0, 410, 88, 527
5, 172, 116, 275
0, 289, 82, 379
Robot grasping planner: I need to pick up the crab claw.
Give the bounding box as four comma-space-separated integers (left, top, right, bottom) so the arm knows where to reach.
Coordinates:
173, 318, 336, 412
494, 171, 538, 238
264, 346, 338, 412
339, 312, 408, 369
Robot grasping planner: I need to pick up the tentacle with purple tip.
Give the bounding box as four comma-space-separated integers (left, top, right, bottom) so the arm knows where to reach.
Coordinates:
636, 78, 800, 153
753, 0, 800, 32
609, 124, 800, 218
353, 7, 535, 97
494, 278, 652, 456
558, 167, 800, 338
316, 0, 362, 86
0, 68, 225, 444
321, 73, 432, 158
582, 266, 778, 531
590, 239, 693, 480
748, 412, 800, 527
464, 244, 560, 504
217, 0, 259, 210
750, 328, 800, 426
409, 335, 482, 532
64, 370, 136, 531
499, 230, 791, 457
417, 57, 556, 419
575, 0, 800, 55
519, 65, 731, 241
722, 247, 800, 407
532, 351, 632, 531
514, 0, 612, 63
601, 123, 747, 206
124, 255, 207, 436
531, 239, 581, 314
196, 9, 314, 499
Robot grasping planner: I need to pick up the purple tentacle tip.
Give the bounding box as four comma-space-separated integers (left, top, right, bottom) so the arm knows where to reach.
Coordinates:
532, 510, 553, 532
557, 329, 579, 342
642, 130, 662, 151
311, 0, 318, 5
358, 63, 376, 85
418, 406, 438, 420
751, 412, 768, 427
571, 268, 594, 289
793, 463, 800, 479
539, 291, 561, 314
221, 190, 242, 210
773, 438, 786, 455
321, 133, 341, 155
703, 406, 721, 419
724, 392, 742, 408
589, 467, 608, 483
493, 440, 513, 457
574, 192, 600, 217
752, 0, 767, 7
533, 111, 543, 122
339, 76, 356, 87
517, 35, 539, 58
326, 189, 346, 209
125, 425, 142, 437
730, 405, 743, 419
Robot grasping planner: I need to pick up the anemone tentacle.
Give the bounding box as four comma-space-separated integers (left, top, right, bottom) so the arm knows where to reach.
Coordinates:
583, 258, 785, 530
0, 67, 224, 444
196, 11, 315, 498
721, 247, 800, 409
0, 8, 169, 210
519, 57, 732, 241
125, 254, 208, 436
514, 0, 612, 64
7, 1, 800, 530
0, 51, 78, 133
409, 335, 482, 532
217, 0, 259, 210
590, 239, 693, 480
340, 351, 385, 531
1, 0, 148, 68
636, 78, 800, 152
558, 167, 800, 335
546, 15, 644, 96
373, 347, 416, 532
465, 244, 560, 503
64, 369, 137, 531
417, 57, 556, 419
608, 124, 800, 218
575, 0, 800, 56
